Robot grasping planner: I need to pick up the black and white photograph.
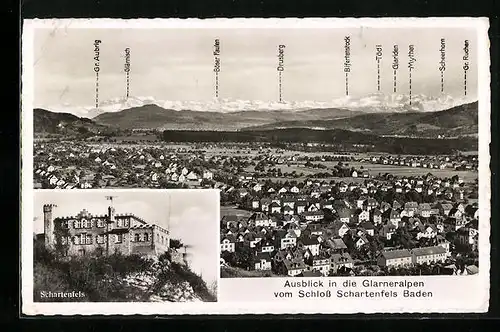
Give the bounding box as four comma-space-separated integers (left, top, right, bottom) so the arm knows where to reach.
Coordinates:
32, 189, 219, 302
22, 17, 490, 314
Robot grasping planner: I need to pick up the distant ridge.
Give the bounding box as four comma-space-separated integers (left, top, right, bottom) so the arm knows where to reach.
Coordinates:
34, 108, 107, 134
93, 104, 356, 131
242, 101, 479, 137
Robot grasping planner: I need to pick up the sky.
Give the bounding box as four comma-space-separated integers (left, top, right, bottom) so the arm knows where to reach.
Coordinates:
33, 190, 219, 286
33, 26, 478, 108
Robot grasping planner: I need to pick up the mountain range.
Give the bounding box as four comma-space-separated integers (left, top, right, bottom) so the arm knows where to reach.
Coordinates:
33, 100, 478, 138
41, 93, 477, 118
243, 101, 479, 137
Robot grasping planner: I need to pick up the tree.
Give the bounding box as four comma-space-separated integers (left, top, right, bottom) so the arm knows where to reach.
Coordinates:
169, 239, 184, 249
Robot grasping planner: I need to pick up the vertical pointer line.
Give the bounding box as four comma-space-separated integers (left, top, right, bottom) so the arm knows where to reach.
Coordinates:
409, 70, 412, 105
393, 69, 397, 93
464, 71, 467, 96
278, 71, 282, 102
126, 71, 130, 99
345, 72, 349, 96
95, 71, 99, 109
440, 72, 444, 93
377, 59, 380, 92
215, 71, 219, 99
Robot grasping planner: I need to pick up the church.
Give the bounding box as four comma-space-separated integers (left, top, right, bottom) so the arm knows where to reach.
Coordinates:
43, 203, 170, 257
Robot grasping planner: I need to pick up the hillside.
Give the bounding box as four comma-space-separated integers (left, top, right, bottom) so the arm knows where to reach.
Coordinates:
242, 101, 478, 137
33, 239, 216, 302
34, 108, 109, 135
93, 104, 357, 130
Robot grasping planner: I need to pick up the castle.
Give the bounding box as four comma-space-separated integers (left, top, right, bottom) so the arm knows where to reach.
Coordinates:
43, 204, 170, 257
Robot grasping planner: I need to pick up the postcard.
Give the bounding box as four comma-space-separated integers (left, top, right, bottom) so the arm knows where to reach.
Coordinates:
21, 17, 490, 315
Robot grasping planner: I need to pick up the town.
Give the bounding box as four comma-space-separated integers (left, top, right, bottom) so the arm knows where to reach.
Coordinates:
32, 139, 480, 277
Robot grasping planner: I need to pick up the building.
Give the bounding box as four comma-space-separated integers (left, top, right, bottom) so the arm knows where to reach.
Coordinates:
377, 249, 412, 268
411, 246, 447, 264
254, 252, 272, 270
43, 204, 170, 257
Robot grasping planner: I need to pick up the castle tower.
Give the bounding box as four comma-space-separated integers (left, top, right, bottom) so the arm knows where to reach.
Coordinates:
43, 204, 55, 248
108, 206, 116, 223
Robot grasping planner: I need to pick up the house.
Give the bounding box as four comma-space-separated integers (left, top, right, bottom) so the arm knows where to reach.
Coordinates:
278, 230, 298, 249
296, 201, 307, 214
354, 235, 368, 249
384, 209, 401, 228
377, 249, 412, 267
326, 238, 348, 252
299, 236, 320, 256
283, 205, 294, 216
254, 252, 272, 271
417, 224, 438, 239
330, 253, 354, 273
283, 258, 307, 277
258, 239, 275, 253
371, 209, 382, 225
438, 203, 453, 216
331, 222, 350, 238
252, 183, 263, 192
260, 198, 271, 212
251, 198, 260, 210
411, 246, 447, 264
186, 171, 198, 181
303, 211, 324, 223
220, 236, 236, 252
282, 198, 296, 209
418, 203, 432, 218
355, 209, 370, 223
363, 198, 378, 211
248, 212, 272, 227
270, 202, 281, 214
338, 208, 353, 223
379, 224, 396, 240
435, 235, 451, 255
359, 222, 375, 236
311, 256, 331, 276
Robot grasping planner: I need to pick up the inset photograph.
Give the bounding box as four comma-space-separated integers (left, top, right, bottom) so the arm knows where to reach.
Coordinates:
32, 189, 219, 302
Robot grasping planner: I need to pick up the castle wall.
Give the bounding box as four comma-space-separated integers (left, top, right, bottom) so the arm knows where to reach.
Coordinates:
129, 227, 155, 255
153, 225, 170, 256
47, 208, 170, 258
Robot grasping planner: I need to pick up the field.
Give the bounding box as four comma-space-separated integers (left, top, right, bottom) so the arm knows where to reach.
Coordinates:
332, 162, 478, 183
220, 205, 253, 218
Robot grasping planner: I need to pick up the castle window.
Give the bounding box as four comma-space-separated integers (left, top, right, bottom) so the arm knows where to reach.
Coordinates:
73, 236, 80, 245
134, 233, 140, 242
124, 218, 130, 227
97, 219, 104, 228
144, 233, 149, 242
115, 234, 123, 243
96, 234, 105, 244
85, 234, 92, 245
117, 219, 123, 227
74, 220, 81, 229
81, 218, 88, 228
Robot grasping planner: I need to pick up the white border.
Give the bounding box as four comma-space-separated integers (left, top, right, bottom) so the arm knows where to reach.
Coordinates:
21, 17, 491, 315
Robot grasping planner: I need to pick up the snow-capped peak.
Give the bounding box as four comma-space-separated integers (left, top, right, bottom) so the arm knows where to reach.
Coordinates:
41, 93, 477, 118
